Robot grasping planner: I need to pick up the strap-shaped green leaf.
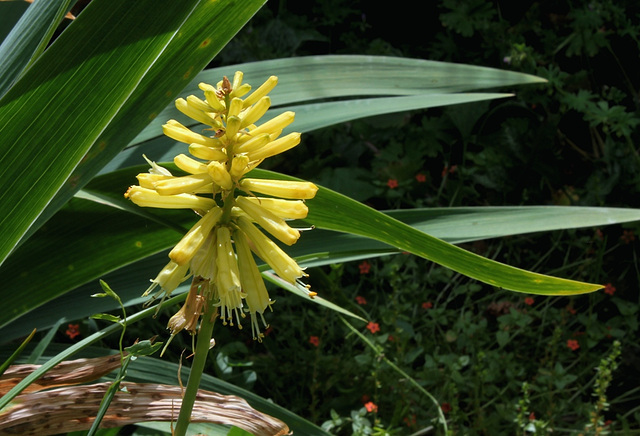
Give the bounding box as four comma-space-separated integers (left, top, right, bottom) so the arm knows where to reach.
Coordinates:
0, 0, 73, 97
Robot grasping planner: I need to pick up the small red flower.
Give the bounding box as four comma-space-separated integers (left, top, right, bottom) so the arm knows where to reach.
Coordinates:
529, 412, 536, 421
567, 339, 580, 351
358, 260, 371, 274
604, 283, 616, 296
309, 336, 320, 347
387, 178, 398, 189
441, 402, 452, 413
403, 414, 417, 427
364, 401, 378, 413
422, 301, 433, 309
524, 297, 535, 306
415, 173, 426, 183
355, 295, 367, 305
366, 322, 380, 334
388, 335, 394, 342
595, 229, 604, 240
65, 324, 80, 340
621, 230, 635, 244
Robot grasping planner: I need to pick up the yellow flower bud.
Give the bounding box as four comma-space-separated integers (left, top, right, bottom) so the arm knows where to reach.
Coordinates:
154, 173, 212, 196
239, 96, 271, 129
244, 111, 295, 138
242, 75, 277, 108
238, 197, 308, 219
136, 173, 171, 189
236, 216, 305, 284
239, 178, 318, 199
173, 154, 208, 174
227, 97, 244, 118
229, 155, 250, 179
224, 115, 241, 141
188, 143, 227, 161
143, 260, 190, 298
233, 133, 272, 154
175, 98, 216, 126
169, 207, 223, 266
125, 186, 215, 211
163, 120, 218, 147
247, 132, 301, 162
207, 161, 233, 190
190, 232, 217, 280
236, 196, 300, 245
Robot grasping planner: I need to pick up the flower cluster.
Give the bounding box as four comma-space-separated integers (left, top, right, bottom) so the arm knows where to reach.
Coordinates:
125, 72, 317, 341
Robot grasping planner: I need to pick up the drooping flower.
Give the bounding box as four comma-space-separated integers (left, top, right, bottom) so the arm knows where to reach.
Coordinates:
125, 72, 317, 341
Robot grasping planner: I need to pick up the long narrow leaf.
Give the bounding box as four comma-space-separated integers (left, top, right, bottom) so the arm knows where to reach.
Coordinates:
0, 0, 73, 97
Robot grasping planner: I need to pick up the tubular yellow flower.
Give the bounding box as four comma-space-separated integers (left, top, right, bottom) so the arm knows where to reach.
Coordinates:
154, 173, 212, 196
215, 226, 245, 327
247, 132, 301, 162
190, 232, 217, 280
169, 207, 223, 266
143, 260, 190, 298
239, 178, 318, 199
242, 75, 277, 108
207, 161, 233, 190
239, 96, 271, 129
175, 97, 217, 126
162, 120, 219, 147
233, 133, 272, 154
173, 154, 208, 174
236, 216, 305, 284
236, 197, 309, 220
125, 186, 215, 211
229, 155, 250, 180
236, 196, 300, 246
234, 228, 272, 341
188, 143, 228, 161
242, 111, 295, 139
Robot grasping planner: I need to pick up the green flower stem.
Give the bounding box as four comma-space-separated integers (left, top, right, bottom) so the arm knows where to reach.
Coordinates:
173, 300, 219, 436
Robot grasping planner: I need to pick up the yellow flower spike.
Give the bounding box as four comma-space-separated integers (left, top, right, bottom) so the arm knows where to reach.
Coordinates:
136, 173, 171, 189
188, 143, 228, 162
154, 173, 212, 196
247, 132, 301, 162
174, 154, 208, 174
242, 75, 278, 108
229, 154, 250, 180
163, 120, 219, 147
175, 98, 217, 126
236, 216, 306, 284
234, 229, 272, 341
169, 207, 223, 266
191, 232, 217, 280
238, 197, 309, 220
186, 95, 213, 112
236, 196, 300, 246
207, 161, 233, 190
239, 178, 318, 199
224, 115, 242, 141
233, 133, 272, 154
125, 186, 216, 211
239, 96, 271, 129
143, 260, 190, 298
227, 97, 244, 118
215, 226, 245, 327
242, 111, 295, 139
